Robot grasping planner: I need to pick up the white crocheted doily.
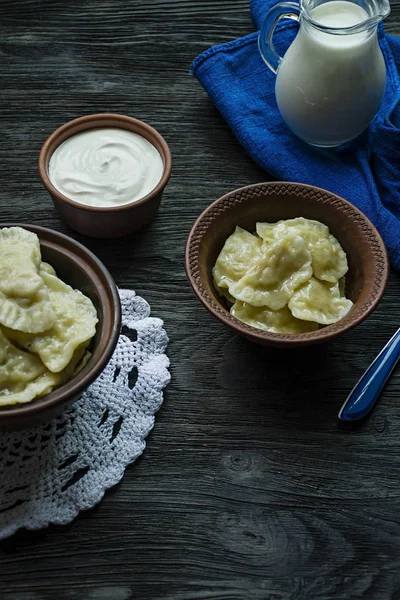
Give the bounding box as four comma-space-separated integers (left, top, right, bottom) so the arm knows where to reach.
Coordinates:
0, 289, 170, 539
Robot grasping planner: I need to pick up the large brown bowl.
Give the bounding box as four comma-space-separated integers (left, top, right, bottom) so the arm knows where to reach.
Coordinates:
38, 113, 172, 238
185, 182, 389, 348
0, 224, 121, 430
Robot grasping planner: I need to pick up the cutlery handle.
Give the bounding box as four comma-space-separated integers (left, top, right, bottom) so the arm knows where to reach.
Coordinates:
339, 328, 400, 421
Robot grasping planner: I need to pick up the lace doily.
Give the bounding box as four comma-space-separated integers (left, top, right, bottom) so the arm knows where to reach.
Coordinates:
0, 289, 170, 539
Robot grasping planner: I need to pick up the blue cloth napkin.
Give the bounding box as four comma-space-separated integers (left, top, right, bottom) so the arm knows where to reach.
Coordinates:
192, 0, 400, 270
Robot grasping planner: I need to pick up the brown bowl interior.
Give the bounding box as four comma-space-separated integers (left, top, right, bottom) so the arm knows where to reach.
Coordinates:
38, 113, 172, 214
0, 223, 121, 430
186, 182, 389, 347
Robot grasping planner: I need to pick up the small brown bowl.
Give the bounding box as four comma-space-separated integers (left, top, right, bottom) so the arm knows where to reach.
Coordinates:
0, 223, 121, 430
185, 182, 389, 348
38, 113, 172, 238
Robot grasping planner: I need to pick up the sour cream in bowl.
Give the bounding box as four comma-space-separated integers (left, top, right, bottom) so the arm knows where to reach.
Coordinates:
39, 114, 172, 238
48, 128, 164, 209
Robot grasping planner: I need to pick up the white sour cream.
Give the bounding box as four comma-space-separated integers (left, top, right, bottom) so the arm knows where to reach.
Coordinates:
48, 128, 164, 208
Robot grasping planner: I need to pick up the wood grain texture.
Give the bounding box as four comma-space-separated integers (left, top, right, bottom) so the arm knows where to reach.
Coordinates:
1, 1, 400, 599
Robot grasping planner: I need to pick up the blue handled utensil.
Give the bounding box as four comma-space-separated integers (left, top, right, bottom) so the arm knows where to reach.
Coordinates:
339, 327, 400, 421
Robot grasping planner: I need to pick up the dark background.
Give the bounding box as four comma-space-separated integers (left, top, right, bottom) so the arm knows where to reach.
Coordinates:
1, 1, 400, 599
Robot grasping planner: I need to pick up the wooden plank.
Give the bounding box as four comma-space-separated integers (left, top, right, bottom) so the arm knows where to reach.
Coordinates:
0, 1, 400, 599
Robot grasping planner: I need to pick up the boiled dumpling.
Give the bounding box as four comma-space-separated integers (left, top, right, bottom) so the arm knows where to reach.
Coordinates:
0, 227, 98, 405
0, 227, 42, 299
58, 340, 92, 382
288, 277, 353, 325
257, 218, 347, 283
0, 329, 59, 406
229, 234, 312, 310
286, 221, 348, 283
272, 217, 329, 238
4, 271, 98, 373
256, 222, 276, 243
216, 286, 236, 304
0, 226, 41, 272
213, 219, 352, 333
213, 226, 262, 290
0, 227, 55, 333
231, 301, 319, 334
0, 286, 55, 335
311, 234, 348, 283
257, 217, 328, 247
39, 261, 57, 276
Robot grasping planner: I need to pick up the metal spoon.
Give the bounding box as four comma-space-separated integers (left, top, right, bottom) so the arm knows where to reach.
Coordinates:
339, 327, 400, 421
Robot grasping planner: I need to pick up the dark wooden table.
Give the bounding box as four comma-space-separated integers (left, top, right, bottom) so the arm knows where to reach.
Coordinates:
1, 1, 400, 599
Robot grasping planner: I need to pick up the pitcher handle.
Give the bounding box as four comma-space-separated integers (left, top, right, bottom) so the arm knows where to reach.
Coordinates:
258, 2, 301, 74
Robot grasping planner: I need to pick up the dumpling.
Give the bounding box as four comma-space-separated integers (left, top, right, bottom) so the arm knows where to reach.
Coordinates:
256, 222, 276, 243
0, 286, 55, 335
288, 277, 353, 325
58, 340, 92, 382
0, 329, 59, 406
271, 217, 330, 239
39, 261, 57, 276
0, 227, 55, 333
0, 226, 41, 273
311, 234, 348, 283
215, 285, 236, 305
257, 217, 328, 246
229, 234, 312, 310
231, 301, 319, 334
4, 271, 98, 373
213, 226, 262, 290
257, 218, 347, 283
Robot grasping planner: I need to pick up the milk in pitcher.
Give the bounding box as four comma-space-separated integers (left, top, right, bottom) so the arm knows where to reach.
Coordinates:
271, 1, 387, 146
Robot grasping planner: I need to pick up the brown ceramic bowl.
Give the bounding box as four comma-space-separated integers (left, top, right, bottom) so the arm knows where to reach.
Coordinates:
38, 113, 172, 238
185, 182, 389, 348
0, 223, 121, 430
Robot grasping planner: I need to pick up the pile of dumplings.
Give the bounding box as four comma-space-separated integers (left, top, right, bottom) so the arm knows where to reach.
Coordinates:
213, 218, 353, 334
0, 227, 98, 406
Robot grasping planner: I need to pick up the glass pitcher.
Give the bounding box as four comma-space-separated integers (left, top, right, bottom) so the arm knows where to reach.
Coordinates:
258, 0, 391, 147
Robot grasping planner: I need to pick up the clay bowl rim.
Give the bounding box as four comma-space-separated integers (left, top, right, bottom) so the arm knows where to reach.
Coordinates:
38, 112, 173, 213
185, 181, 389, 348
0, 222, 121, 423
